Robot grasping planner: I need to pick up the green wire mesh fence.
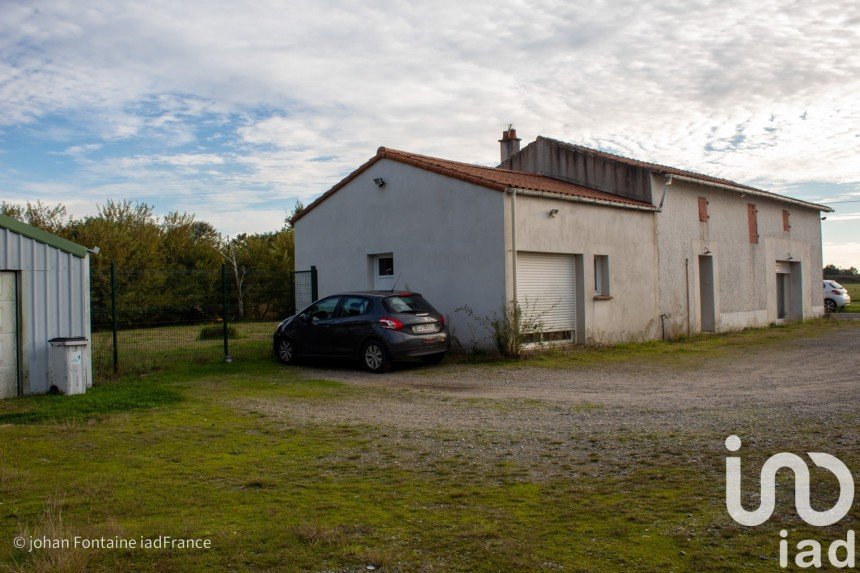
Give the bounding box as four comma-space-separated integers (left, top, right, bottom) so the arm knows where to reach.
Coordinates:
91, 263, 317, 378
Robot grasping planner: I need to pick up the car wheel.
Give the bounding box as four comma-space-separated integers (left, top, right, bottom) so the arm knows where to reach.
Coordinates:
824, 299, 837, 313
362, 340, 391, 373
275, 337, 298, 365
420, 352, 446, 365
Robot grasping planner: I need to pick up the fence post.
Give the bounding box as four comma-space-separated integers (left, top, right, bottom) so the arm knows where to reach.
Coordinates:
222, 263, 231, 363
310, 265, 318, 301
110, 261, 118, 374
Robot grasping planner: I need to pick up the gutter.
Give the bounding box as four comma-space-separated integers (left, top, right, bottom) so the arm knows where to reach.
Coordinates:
657, 174, 672, 212
665, 174, 834, 213
511, 188, 656, 212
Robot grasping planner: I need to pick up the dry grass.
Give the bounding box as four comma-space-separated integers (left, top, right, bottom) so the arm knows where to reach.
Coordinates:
10, 499, 88, 573
291, 522, 348, 547
8, 499, 128, 573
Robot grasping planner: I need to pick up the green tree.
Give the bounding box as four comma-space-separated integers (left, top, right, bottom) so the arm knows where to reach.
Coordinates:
285, 200, 304, 230
1, 200, 73, 235
68, 200, 167, 322
217, 226, 296, 320
824, 264, 859, 278
3, 197, 298, 322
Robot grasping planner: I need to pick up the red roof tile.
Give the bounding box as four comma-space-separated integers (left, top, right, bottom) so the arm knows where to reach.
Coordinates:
292, 146, 654, 224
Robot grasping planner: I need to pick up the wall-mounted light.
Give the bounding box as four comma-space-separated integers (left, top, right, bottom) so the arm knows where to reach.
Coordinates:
373, 178, 386, 188
87, 246, 100, 255
787, 253, 794, 260
548, 209, 559, 218
703, 247, 711, 255
821, 216, 827, 221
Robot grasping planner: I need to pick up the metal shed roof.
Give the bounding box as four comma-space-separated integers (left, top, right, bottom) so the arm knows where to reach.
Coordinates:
0, 213, 88, 258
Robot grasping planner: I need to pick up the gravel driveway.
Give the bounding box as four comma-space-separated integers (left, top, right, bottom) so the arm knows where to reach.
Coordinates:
238, 327, 859, 479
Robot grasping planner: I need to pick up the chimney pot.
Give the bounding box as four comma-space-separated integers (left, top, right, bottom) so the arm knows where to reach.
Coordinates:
499, 126, 521, 163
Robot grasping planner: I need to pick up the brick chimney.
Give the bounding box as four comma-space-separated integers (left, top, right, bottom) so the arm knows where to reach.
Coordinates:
499, 126, 521, 163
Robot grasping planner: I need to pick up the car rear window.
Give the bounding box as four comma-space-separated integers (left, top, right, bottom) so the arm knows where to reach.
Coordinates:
383, 295, 434, 314
830, 281, 844, 289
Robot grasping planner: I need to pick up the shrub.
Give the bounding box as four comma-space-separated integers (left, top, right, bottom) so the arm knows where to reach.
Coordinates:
199, 324, 238, 340
457, 299, 548, 359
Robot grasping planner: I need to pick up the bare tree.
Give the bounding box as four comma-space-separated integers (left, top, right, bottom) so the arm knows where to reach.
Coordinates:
217, 235, 250, 319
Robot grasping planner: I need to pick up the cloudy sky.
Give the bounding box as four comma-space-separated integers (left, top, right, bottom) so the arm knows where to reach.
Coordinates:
1, 1, 858, 266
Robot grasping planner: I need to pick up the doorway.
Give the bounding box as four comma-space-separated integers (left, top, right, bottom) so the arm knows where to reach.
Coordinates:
0, 272, 19, 398
698, 256, 715, 332
776, 272, 789, 320
776, 260, 802, 321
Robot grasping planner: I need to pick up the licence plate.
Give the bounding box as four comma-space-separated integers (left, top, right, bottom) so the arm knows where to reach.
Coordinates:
413, 323, 438, 333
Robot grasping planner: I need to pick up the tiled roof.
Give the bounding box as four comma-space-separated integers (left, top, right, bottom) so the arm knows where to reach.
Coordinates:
536, 136, 833, 212
291, 146, 654, 224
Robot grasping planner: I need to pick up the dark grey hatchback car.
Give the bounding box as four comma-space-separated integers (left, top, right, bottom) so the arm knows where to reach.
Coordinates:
273, 291, 449, 373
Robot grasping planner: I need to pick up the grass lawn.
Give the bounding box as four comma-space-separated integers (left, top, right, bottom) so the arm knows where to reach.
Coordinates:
1, 320, 857, 571
91, 321, 278, 378
840, 282, 860, 312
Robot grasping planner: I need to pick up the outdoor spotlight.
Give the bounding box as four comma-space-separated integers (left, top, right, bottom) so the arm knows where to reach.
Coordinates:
549, 209, 559, 218
787, 253, 794, 260
88, 246, 101, 255
704, 247, 711, 255
373, 178, 386, 188
821, 216, 827, 221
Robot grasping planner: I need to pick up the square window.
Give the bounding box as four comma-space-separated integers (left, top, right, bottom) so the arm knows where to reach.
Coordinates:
378, 257, 394, 276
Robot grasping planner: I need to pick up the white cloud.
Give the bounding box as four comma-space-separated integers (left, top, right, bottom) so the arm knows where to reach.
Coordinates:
0, 0, 858, 241
57, 143, 102, 155
823, 241, 860, 268
826, 213, 860, 222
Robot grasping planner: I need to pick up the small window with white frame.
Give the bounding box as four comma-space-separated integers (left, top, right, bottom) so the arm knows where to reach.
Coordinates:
594, 255, 610, 297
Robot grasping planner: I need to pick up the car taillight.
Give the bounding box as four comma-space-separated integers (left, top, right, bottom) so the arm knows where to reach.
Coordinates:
379, 316, 403, 330
439, 315, 445, 328
831, 290, 841, 295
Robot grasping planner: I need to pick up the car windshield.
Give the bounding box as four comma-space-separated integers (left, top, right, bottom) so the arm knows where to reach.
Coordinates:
383, 295, 433, 314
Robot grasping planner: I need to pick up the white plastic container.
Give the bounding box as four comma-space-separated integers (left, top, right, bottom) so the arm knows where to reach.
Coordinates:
48, 337, 89, 395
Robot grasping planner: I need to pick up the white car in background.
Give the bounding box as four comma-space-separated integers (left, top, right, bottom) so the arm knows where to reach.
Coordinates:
823, 280, 851, 313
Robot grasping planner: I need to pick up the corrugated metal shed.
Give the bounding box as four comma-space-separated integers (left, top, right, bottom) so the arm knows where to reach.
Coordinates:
0, 214, 92, 395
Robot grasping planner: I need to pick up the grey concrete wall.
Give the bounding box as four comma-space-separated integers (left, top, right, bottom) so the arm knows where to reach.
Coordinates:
510, 194, 661, 343
294, 158, 508, 350
653, 174, 825, 337
0, 228, 92, 394
500, 138, 653, 203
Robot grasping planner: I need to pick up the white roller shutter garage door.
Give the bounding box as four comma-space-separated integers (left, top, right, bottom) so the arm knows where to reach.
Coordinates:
516, 252, 576, 339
